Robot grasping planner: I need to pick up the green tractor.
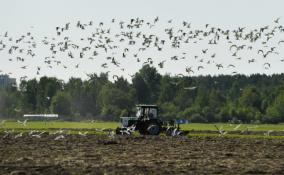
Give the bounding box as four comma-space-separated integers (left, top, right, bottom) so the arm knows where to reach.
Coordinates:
116, 104, 188, 136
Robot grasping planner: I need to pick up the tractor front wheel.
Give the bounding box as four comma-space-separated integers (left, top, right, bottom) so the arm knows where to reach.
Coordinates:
147, 124, 160, 135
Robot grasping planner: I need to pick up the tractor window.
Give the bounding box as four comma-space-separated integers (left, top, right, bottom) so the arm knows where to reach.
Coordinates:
149, 108, 157, 118
136, 107, 142, 117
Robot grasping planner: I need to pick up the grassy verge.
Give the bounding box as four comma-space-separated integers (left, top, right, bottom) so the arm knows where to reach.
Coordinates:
1, 121, 284, 139
2, 121, 284, 131
1, 121, 119, 129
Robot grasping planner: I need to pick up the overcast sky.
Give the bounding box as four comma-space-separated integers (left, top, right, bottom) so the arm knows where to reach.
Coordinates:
0, 0, 284, 83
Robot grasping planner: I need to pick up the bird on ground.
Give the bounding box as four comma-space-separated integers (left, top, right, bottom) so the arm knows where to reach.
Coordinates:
0, 120, 6, 128
17, 119, 28, 126
14, 132, 23, 139
108, 130, 116, 138
28, 130, 38, 136
102, 128, 114, 132
116, 125, 136, 135
214, 125, 228, 135
31, 131, 46, 138
53, 129, 65, 135
78, 131, 88, 137
54, 135, 65, 140
233, 124, 241, 131
264, 130, 273, 136
100, 128, 115, 137
3, 130, 13, 139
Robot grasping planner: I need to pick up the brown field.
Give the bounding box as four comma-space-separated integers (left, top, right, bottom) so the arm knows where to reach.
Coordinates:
0, 134, 284, 175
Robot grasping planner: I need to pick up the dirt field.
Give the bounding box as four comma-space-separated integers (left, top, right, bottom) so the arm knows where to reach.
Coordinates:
0, 134, 284, 175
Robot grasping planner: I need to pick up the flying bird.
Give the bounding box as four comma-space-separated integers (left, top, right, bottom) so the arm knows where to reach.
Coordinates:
197, 66, 204, 71
274, 17, 281, 23
263, 62, 271, 69
216, 64, 223, 69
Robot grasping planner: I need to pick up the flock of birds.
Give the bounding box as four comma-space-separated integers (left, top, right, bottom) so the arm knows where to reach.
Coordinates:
0, 17, 284, 81
214, 124, 277, 136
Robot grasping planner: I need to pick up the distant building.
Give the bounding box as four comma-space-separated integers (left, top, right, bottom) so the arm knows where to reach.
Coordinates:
23, 114, 59, 118
0, 74, 16, 88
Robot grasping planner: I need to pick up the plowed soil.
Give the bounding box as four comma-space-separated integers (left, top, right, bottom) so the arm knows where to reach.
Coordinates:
0, 134, 284, 175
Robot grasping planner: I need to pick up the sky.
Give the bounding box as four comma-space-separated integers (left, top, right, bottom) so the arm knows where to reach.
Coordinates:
0, 0, 284, 83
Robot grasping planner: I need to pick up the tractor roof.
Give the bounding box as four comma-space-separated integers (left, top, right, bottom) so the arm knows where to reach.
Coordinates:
136, 104, 158, 108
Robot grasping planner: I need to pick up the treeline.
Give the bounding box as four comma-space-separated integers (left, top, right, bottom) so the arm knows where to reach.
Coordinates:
1, 65, 284, 123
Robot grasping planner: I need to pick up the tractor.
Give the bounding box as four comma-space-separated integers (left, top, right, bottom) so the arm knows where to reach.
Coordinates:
116, 104, 188, 136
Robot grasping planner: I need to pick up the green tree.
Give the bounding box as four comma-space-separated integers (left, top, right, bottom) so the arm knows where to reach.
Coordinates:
265, 90, 284, 123
36, 77, 62, 113
239, 86, 261, 110
136, 65, 161, 103
132, 73, 150, 103
99, 84, 134, 119
158, 75, 176, 103
51, 92, 71, 116
21, 79, 38, 111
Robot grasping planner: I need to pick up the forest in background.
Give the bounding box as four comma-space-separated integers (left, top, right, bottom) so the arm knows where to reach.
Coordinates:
1, 65, 284, 123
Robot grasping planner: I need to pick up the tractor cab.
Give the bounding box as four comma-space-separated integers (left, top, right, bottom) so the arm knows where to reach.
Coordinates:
136, 104, 158, 120
134, 104, 162, 135
119, 104, 162, 135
